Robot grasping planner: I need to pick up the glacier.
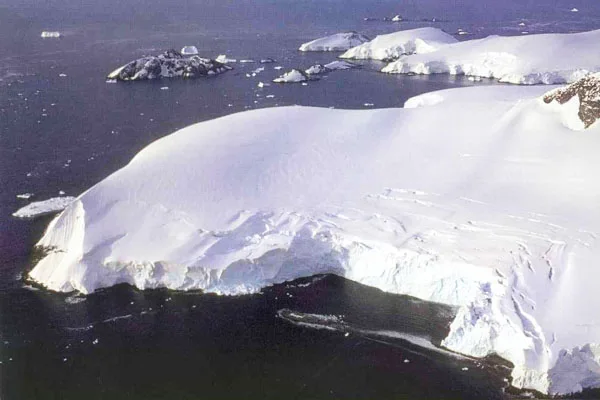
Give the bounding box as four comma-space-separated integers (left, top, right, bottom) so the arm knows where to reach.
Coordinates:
382, 29, 600, 84
28, 80, 600, 395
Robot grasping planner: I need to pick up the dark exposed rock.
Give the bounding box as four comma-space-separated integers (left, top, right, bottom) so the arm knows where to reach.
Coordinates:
107, 49, 232, 81
543, 74, 600, 129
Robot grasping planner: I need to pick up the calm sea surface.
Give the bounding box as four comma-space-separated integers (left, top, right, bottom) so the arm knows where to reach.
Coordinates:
2, 0, 600, 398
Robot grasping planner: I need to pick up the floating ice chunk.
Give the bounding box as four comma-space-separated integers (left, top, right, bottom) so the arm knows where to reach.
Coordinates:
273, 69, 309, 83
257, 81, 270, 88
92, 339, 99, 345
299, 32, 370, 52
260, 58, 276, 64
41, 31, 61, 38
215, 55, 237, 63
404, 359, 410, 363
160, 86, 169, 90
239, 59, 255, 63
12, 196, 76, 219
571, 8, 579, 12
58, 73, 67, 77
180, 46, 199, 55
16, 193, 34, 200
324, 60, 357, 70
391, 15, 403, 22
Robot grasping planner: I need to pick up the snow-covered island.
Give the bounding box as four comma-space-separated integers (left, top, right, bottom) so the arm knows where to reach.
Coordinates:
29, 73, 600, 395
107, 49, 232, 81
382, 29, 600, 84
299, 32, 370, 52
340, 27, 457, 61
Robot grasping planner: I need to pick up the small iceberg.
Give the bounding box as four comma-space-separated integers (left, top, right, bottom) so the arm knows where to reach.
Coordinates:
305, 61, 357, 76
180, 46, 199, 55
215, 54, 237, 63
41, 31, 61, 38
273, 69, 309, 83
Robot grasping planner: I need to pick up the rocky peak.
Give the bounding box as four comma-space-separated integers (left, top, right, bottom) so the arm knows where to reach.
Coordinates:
543, 73, 600, 129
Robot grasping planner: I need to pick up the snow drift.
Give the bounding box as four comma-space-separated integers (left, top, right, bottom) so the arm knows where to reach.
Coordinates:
29, 79, 600, 395
383, 29, 600, 84
339, 27, 457, 61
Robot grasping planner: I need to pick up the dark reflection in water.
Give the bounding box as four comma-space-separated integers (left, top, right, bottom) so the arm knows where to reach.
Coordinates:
2, 276, 511, 400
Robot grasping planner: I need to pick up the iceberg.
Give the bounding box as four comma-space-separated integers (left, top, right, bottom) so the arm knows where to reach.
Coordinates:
305, 61, 357, 76
215, 54, 237, 63
41, 31, 61, 38
29, 77, 600, 395
107, 50, 232, 81
299, 32, 370, 52
382, 29, 600, 84
272, 69, 309, 83
13, 197, 76, 219
180, 46, 199, 56
340, 27, 458, 61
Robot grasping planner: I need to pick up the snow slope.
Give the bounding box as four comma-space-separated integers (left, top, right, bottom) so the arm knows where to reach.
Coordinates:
383, 29, 600, 84
29, 83, 600, 395
13, 197, 76, 219
340, 27, 457, 61
299, 32, 370, 52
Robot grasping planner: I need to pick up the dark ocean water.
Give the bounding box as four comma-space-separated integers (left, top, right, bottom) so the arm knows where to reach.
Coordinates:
2, 0, 600, 398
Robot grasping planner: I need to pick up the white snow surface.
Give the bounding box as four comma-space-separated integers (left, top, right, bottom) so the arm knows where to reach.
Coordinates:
13, 197, 76, 219
30, 84, 600, 395
383, 29, 600, 84
340, 27, 458, 61
299, 32, 370, 52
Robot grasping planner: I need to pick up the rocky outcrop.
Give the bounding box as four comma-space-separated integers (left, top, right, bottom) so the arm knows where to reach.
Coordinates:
107, 49, 232, 81
543, 73, 600, 128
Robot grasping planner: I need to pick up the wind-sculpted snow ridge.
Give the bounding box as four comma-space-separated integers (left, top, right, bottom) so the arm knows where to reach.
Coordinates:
339, 27, 457, 61
13, 196, 76, 219
383, 29, 600, 84
543, 72, 600, 129
107, 49, 232, 81
30, 82, 600, 395
299, 32, 370, 52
